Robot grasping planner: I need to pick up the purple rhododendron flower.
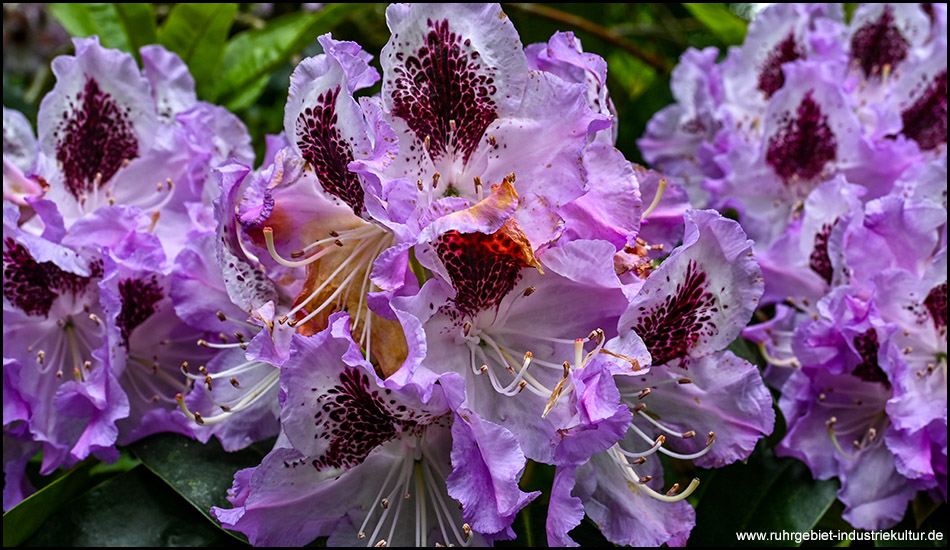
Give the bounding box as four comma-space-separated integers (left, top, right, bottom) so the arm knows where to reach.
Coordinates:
643, 2, 948, 531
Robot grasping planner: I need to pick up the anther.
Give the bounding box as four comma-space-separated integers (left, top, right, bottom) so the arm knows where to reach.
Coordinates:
37, 350, 45, 364
198, 365, 209, 375
638, 388, 651, 400
234, 332, 245, 342
89, 313, 101, 325
449, 119, 457, 133
462, 321, 472, 337
83, 360, 92, 371
181, 361, 189, 373
488, 135, 497, 146
205, 376, 213, 391
677, 378, 692, 384
517, 380, 528, 393
639, 475, 652, 483
432, 172, 441, 187
375, 540, 387, 547
681, 430, 696, 439
417, 179, 425, 191
462, 524, 472, 541
230, 377, 240, 388
333, 239, 344, 247
193, 411, 204, 424
197, 339, 210, 347
523, 286, 536, 297
424, 135, 431, 151
219, 332, 229, 343
216, 311, 227, 322
56, 370, 63, 378
631, 457, 647, 465
358, 532, 366, 540
706, 432, 716, 446
631, 403, 646, 412
666, 483, 681, 496
380, 498, 389, 509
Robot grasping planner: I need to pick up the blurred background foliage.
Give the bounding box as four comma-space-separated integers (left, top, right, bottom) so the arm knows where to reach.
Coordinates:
2, 2, 945, 547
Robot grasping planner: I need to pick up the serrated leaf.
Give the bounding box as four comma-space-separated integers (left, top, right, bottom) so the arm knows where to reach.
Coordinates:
689, 444, 838, 546
47, 3, 157, 63
158, 3, 237, 99
129, 432, 273, 540
22, 466, 223, 547
683, 3, 748, 45
214, 3, 368, 106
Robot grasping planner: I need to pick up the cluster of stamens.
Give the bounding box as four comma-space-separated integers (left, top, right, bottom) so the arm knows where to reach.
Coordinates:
355, 434, 473, 547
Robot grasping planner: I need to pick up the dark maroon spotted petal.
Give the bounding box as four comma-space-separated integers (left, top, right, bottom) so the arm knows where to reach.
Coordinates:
851, 5, 910, 77
809, 222, 835, 284
631, 260, 717, 365
758, 32, 802, 98
924, 282, 947, 331
310, 367, 419, 470
900, 70, 947, 151
621, 211, 763, 366
436, 224, 537, 319
388, 18, 499, 164
55, 78, 139, 200
2, 238, 95, 317
766, 91, 837, 182
116, 276, 164, 346
295, 86, 364, 214
382, 3, 527, 165
851, 329, 888, 385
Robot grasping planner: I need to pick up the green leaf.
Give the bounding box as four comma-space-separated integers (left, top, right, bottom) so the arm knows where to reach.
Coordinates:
214, 3, 368, 107
158, 3, 237, 99
689, 444, 839, 546
3, 452, 141, 547
47, 3, 157, 62
683, 3, 748, 45
129, 432, 273, 540
22, 466, 224, 547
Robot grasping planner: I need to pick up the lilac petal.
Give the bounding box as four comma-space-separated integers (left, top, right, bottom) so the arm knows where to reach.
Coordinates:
50, 363, 129, 466
283, 35, 382, 215
525, 31, 615, 141
2, 433, 40, 511
140, 44, 197, 120
382, 3, 527, 166
37, 37, 158, 207
213, 446, 368, 546
639, 47, 724, 178
843, 196, 946, 283
447, 411, 539, 537
559, 143, 641, 248
479, 71, 602, 210
838, 443, 919, 530
3, 106, 37, 173
546, 465, 584, 547
575, 451, 696, 546
624, 351, 775, 468
621, 209, 763, 365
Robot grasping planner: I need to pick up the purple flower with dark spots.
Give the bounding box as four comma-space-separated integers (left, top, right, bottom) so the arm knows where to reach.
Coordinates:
212, 313, 537, 546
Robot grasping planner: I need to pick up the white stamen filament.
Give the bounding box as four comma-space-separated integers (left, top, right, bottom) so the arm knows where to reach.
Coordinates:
176, 369, 279, 425
609, 446, 700, 502
757, 342, 801, 368
641, 177, 668, 219
628, 420, 715, 460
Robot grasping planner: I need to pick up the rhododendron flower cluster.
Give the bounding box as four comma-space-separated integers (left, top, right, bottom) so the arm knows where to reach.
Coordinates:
2, 3, 780, 546
641, 2, 947, 531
